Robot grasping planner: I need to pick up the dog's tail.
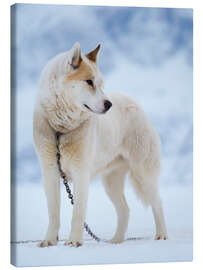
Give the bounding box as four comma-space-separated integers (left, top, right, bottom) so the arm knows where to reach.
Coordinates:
129, 165, 160, 207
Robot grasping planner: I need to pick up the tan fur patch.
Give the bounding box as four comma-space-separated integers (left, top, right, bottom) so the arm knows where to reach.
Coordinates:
68, 61, 94, 81
61, 140, 84, 164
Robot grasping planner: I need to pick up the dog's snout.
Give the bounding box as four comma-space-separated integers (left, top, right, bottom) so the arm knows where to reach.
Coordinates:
104, 100, 112, 112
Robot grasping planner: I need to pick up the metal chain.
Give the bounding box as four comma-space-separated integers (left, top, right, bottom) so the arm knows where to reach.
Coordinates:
55, 132, 102, 242
11, 237, 146, 245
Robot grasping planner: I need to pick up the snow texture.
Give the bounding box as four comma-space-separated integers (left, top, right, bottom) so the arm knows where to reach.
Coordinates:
11, 182, 193, 267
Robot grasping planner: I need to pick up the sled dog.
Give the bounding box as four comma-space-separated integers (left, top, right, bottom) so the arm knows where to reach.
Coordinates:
33, 43, 168, 247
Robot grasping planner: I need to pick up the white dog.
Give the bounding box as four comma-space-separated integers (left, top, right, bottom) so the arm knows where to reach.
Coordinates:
33, 43, 168, 247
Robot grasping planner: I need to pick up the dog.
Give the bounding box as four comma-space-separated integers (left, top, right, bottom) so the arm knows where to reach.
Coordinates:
33, 43, 168, 247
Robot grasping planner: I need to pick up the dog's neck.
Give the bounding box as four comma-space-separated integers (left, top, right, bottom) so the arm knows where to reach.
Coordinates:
41, 93, 90, 134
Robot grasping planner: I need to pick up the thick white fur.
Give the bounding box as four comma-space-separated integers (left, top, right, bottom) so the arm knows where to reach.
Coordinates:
33, 43, 168, 247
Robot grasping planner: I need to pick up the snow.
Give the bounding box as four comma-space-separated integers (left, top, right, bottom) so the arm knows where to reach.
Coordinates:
11, 181, 193, 267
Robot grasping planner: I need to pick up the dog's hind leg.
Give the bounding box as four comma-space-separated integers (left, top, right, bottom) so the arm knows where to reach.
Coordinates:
151, 194, 168, 240
102, 160, 129, 244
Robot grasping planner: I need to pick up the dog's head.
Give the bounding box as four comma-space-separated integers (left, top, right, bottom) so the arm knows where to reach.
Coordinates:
61, 43, 112, 114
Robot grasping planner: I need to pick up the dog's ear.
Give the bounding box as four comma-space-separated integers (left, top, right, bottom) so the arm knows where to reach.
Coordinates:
86, 44, 101, 63
70, 42, 82, 69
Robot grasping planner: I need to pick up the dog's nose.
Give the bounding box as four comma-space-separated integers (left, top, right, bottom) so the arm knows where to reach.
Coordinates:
104, 100, 112, 111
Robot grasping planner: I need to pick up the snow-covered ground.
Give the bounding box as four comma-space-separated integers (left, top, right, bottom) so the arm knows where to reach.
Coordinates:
11, 181, 193, 267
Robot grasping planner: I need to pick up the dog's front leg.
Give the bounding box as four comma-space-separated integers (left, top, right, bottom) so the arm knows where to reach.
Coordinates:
65, 170, 90, 247
39, 162, 61, 247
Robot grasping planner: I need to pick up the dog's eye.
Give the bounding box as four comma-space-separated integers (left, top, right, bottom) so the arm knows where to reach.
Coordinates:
86, 80, 93, 87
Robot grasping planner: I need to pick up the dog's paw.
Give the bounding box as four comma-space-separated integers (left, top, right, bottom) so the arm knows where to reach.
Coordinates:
65, 233, 83, 247
38, 236, 58, 247
154, 234, 168, 240
64, 240, 83, 247
109, 236, 124, 244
